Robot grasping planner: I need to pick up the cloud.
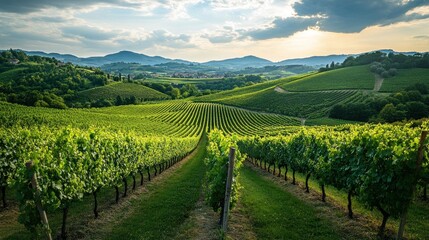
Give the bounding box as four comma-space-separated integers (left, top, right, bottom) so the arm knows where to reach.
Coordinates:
116, 30, 196, 49
209, 0, 268, 10
239, 0, 429, 41
293, 0, 429, 33
32, 16, 69, 23
62, 25, 118, 41
414, 35, 429, 39
0, 0, 137, 13
201, 26, 239, 43
243, 17, 318, 40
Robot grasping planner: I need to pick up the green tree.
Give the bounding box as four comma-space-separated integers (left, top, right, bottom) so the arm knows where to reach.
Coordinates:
379, 104, 406, 122
115, 95, 123, 106
406, 101, 428, 119
171, 88, 181, 99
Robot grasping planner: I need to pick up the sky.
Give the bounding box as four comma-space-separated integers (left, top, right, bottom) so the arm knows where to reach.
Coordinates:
0, 0, 428, 62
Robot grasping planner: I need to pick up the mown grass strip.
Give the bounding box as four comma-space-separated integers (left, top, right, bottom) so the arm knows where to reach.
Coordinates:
96, 136, 207, 240
239, 165, 341, 240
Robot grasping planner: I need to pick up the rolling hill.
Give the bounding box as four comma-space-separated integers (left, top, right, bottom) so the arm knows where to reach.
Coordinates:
202, 55, 273, 69
74, 82, 170, 103
193, 63, 429, 122
280, 65, 375, 91
379, 68, 429, 92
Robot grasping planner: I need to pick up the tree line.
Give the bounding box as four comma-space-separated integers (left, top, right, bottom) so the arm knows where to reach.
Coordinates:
330, 83, 429, 122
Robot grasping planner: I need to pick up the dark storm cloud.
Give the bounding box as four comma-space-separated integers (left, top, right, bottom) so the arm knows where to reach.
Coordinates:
293, 0, 429, 33
0, 0, 140, 13
244, 17, 318, 40
243, 0, 429, 40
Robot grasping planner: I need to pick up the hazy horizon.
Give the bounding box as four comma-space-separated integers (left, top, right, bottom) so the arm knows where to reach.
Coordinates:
0, 0, 428, 62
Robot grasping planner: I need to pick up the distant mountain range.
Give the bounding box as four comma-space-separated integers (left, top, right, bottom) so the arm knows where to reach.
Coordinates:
21, 49, 421, 69
24, 50, 190, 67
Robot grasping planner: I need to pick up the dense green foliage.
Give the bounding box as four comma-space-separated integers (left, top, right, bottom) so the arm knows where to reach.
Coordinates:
204, 130, 244, 221
0, 50, 108, 108
236, 123, 429, 237
0, 125, 197, 236
321, 51, 429, 72
330, 85, 429, 122
141, 82, 201, 99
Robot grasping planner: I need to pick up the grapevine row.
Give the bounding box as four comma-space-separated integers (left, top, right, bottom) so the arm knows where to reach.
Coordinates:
211, 123, 428, 238
0, 125, 198, 238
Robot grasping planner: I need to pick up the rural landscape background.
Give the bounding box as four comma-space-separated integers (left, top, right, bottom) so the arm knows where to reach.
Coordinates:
0, 0, 429, 239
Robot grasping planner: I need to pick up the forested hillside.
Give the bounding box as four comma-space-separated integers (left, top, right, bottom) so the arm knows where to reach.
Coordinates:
0, 50, 108, 108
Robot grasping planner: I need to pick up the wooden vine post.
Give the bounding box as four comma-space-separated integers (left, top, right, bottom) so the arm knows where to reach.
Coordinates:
26, 161, 52, 240
397, 130, 427, 240
221, 147, 235, 233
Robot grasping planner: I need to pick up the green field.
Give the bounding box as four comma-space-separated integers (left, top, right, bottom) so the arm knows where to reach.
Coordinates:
74, 82, 170, 102
280, 65, 375, 91
379, 68, 429, 92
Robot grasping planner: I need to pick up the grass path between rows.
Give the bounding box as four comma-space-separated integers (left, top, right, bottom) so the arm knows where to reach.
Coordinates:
242, 161, 429, 240
238, 165, 343, 240
84, 136, 207, 240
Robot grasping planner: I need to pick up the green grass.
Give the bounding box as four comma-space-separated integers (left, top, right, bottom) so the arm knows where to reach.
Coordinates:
75, 82, 170, 102
239, 166, 341, 240
98, 136, 207, 239
281, 65, 375, 91
379, 68, 429, 92
278, 166, 429, 240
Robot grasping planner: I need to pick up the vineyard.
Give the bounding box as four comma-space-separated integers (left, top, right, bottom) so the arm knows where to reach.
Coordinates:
203, 88, 367, 118
0, 101, 300, 137
379, 68, 429, 92
0, 125, 198, 238
279, 65, 375, 91
1, 63, 429, 239
209, 123, 429, 239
